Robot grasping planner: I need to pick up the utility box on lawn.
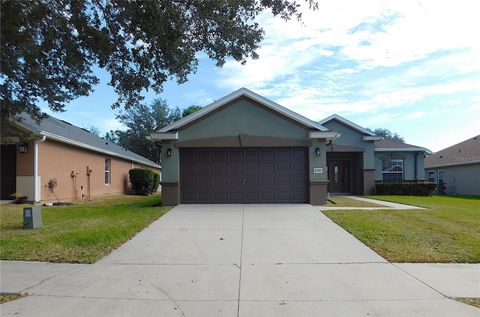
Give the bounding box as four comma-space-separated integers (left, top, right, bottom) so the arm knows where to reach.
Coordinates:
23, 206, 42, 229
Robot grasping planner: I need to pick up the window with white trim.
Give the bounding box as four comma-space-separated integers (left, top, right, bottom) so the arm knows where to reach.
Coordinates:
437, 170, 444, 184
427, 171, 435, 183
105, 158, 111, 185
382, 159, 404, 183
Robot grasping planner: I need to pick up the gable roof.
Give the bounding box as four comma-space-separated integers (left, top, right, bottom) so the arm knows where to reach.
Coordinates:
158, 87, 330, 133
375, 139, 432, 154
319, 114, 376, 136
11, 113, 161, 169
425, 135, 480, 168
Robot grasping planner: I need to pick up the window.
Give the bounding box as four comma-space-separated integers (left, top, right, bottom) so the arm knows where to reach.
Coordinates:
437, 170, 444, 183
437, 170, 445, 193
382, 159, 404, 183
427, 171, 435, 183
105, 159, 111, 184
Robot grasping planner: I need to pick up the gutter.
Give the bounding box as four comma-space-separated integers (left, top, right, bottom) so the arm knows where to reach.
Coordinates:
425, 159, 480, 169
375, 147, 432, 155
414, 152, 418, 181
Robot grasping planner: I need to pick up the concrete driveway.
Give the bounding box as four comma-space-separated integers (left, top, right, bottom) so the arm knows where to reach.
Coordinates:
2, 204, 478, 316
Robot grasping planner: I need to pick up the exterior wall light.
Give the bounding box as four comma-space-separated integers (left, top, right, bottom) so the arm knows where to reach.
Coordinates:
315, 147, 321, 157
166, 148, 172, 158
19, 143, 28, 153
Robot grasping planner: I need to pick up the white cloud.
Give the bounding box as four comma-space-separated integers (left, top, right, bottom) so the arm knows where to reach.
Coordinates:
405, 111, 426, 120
213, 0, 480, 121
99, 118, 125, 133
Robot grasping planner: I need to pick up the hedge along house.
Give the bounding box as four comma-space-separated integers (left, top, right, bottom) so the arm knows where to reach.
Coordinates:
1, 113, 161, 203
151, 88, 431, 205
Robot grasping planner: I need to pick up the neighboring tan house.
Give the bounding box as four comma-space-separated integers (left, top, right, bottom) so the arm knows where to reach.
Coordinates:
1, 113, 161, 202
151, 88, 431, 205
425, 135, 480, 195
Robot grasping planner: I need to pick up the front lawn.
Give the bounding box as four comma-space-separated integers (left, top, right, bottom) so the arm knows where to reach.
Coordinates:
323, 195, 480, 263
0, 195, 171, 263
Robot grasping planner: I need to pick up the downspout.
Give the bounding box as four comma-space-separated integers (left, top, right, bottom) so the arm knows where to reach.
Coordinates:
414, 152, 418, 182
34, 135, 47, 203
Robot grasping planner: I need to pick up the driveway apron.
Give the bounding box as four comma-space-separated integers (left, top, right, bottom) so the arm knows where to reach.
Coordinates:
2, 204, 478, 316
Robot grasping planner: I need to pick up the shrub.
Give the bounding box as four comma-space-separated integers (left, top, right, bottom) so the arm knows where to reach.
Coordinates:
129, 168, 156, 195
151, 172, 160, 194
375, 182, 437, 196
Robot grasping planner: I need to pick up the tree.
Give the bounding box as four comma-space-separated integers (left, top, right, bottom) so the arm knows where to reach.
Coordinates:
182, 105, 203, 118
108, 99, 181, 162
368, 128, 405, 142
104, 131, 119, 144
85, 125, 100, 136
1, 0, 317, 121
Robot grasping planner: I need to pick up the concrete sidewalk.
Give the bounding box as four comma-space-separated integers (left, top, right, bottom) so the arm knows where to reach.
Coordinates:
1, 204, 478, 316
318, 196, 426, 210
350, 196, 425, 209
394, 263, 480, 298
1, 261, 86, 294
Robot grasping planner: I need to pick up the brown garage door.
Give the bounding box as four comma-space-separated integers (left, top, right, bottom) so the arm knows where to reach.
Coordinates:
180, 148, 308, 203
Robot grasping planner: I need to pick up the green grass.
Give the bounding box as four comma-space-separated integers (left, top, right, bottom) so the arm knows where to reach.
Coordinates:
0, 195, 171, 263
322, 196, 384, 207
454, 298, 480, 308
323, 195, 480, 263
0, 293, 26, 304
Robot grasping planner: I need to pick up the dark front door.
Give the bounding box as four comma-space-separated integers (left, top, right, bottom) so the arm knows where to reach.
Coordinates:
327, 159, 351, 193
1, 144, 17, 199
180, 148, 308, 203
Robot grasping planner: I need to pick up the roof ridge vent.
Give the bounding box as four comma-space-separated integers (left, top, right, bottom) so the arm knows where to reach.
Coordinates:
60, 120, 72, 126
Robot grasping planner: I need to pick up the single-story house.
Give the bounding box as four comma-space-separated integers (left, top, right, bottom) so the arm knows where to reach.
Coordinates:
1, 113, 161, 202
425, 135, 480, 195
151, 88, 430, 205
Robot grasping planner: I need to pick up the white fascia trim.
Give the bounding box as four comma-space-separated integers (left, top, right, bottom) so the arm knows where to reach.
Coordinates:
309, 131, 340, 140
426, 160, 480, 169
364, 136, 383, 141
319, 114, 376, 136
41, 131, 161, 169
375, 147, 432, 154
158, 87, 329, 132
150, 132, 178, 141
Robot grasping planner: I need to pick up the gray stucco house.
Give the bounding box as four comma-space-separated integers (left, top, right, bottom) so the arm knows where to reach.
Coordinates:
425, 135, 480, 195
152, 88, 430, 205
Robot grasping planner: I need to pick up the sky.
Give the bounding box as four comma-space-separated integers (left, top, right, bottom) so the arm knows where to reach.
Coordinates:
43, 0, 480, 152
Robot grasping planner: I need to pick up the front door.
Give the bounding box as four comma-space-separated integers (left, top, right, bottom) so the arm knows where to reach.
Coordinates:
327, 160, 351, 193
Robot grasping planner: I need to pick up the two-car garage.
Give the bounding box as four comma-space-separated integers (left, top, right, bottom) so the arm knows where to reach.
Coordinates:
180, 148, 308, 203
153, 88, 335, 205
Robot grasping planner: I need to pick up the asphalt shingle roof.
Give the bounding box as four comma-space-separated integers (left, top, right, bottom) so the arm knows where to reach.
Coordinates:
14, 113, 160, 169
425, 135, 480, 168
374, 139, 427, 150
